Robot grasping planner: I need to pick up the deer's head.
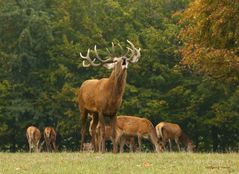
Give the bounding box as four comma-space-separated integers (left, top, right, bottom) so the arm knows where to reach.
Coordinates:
44, 127, 52, 138
80, 40, 141, 75
187, 141, 196, 152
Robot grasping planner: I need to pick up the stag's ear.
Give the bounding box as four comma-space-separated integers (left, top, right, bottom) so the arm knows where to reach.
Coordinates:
103, 62, 117, 69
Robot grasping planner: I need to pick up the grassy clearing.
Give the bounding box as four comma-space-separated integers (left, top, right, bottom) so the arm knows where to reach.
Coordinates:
0, 152, 238, 174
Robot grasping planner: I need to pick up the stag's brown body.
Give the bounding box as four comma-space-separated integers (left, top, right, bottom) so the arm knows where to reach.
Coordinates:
77, 41, 140, 153
115, 116, 163, 153
78, 65, 126, 153
155, 122, 194, 152
44, 127, 57, 152
26, 126, 41, 153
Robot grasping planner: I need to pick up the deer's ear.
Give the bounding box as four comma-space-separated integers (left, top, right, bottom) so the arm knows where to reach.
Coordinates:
103, 62, 116, 69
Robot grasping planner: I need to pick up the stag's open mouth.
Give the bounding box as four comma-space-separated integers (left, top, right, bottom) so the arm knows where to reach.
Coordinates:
122, 58, 128, 69
122, 58, 126, 65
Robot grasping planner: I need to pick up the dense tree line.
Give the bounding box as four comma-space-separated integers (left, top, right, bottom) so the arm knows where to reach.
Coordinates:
0, 0, 238, 152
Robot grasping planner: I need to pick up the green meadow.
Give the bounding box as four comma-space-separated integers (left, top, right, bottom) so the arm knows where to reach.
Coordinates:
0, 152, 238, 174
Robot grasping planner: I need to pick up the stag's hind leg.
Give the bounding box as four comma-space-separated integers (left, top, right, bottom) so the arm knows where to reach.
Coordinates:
98, 111, 106, 153
80, 108, 88, 151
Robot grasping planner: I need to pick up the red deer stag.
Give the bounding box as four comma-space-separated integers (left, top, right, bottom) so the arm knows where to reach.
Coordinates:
77, 40, 141, 153
26, 126, 41, 152
155, 122, 195, 152
115, 116, 163, 153
89, 117, 136, 152
44, 127, 57, 152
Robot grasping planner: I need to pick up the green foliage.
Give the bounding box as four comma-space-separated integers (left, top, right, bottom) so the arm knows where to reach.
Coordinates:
180, 0, 239, 83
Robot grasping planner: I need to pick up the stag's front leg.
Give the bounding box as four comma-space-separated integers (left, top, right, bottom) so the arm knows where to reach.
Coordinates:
111, 116, 118, 153
80, 108, 87, 151
91, 114, 99, 152
98, 112, 105, 153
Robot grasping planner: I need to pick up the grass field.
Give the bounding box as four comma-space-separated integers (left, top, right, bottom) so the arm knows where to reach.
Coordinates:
0, 152, 238, 174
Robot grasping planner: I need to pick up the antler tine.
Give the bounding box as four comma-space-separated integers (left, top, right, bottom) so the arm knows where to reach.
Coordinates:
123, 47, 130, 57
126, 40, 141, 63
94, 45, 114, 63
111, 42, 115, 54
117, 43, 123, 51
106, 48, 111, 55
80, 49, 101, 67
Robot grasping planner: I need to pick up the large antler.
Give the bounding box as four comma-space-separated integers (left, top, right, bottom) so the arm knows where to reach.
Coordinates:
80, 40, 141, 67
126, 40, 141, 63
80, 49, 100, 67
80, 46, 114, 67
94, 45, 115, 63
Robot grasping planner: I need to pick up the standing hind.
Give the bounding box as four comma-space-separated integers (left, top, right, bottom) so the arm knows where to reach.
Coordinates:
44, 127, 57, 152
26, 126, 41, 153
156, 122, 195, 152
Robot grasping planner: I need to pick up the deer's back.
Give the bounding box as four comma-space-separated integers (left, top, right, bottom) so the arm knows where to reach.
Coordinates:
117, 115, 154, 136
27, 126, 41, 142
161, 122, 182, 139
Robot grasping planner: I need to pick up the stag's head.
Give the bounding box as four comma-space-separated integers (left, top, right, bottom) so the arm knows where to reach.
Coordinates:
80, 40, 141, 75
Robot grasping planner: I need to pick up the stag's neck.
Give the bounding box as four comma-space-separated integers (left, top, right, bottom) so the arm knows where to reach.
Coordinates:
108, 69, 127, 98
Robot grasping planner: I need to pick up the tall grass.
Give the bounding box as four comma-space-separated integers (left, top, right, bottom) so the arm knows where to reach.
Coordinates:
0, 152, 238, 174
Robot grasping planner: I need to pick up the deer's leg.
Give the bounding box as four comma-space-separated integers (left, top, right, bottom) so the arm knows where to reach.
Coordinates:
36, 141, 40, 152
111, 115, 117, 153
28, 140, 32, 153
114, 129, 122, 153
91, 114, 99, 152
150, 133, 161, 153
46, 141, 50, 152
52, 141, 57, 152
168, 139, 172, 152
137, 136, 142, 152
120, 136, 125, 153
49, 142, 53, 152
129, 137, 135, 152
98, 112, 105, 153
175, 138, 180, 152
80, 108, 87, 151
95, 127, 99, 152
